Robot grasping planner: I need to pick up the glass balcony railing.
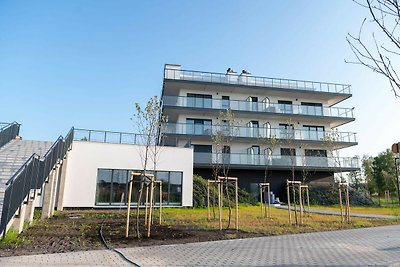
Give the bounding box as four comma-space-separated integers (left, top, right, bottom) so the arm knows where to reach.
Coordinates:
164, 68, 352, 94
162, 96, 354, 119
193, 152, 359, 169
163, 123, 357, 143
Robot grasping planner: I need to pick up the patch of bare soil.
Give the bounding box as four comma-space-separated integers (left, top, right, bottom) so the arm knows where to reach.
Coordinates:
0, 210, 258, 257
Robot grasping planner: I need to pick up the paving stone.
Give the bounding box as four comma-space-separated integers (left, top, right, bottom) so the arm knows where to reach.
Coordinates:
1, 223, 400, 266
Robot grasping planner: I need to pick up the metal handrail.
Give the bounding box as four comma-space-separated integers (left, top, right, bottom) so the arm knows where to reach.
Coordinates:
164, 123, 357, 143
5, 153, 40, 186
193, 152, 360, 169
164, 67, 352, 94
73, 128, 143, 145
0, 122, 21, 148
162, 95, 355, 119
0, 127, 74, 237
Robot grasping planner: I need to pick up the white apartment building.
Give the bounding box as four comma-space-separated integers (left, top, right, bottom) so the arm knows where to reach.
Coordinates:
161, 64, 358, 197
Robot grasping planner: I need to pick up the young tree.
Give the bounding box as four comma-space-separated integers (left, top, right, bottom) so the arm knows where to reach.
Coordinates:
211, 108, 238, 228
131, 96, 167, 238
347, 0, 400, 97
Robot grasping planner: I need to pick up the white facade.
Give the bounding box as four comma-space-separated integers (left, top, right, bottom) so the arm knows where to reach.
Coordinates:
61, 141, 193, 207
161, 64, 358, 173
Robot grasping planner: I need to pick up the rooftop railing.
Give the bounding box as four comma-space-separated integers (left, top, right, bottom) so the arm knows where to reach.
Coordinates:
164, 123, 357, 143
73, 128, 144, 145
162, 96, 354, 119
193, 152, 359, 169
164, 68, 352, 94
0, 122, 20, 148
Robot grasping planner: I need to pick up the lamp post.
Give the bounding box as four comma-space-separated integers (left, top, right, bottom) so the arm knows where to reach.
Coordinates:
395, 157, 400, 206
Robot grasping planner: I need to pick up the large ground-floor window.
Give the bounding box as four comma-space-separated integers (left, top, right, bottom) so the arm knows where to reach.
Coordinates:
95, 169, 183, 206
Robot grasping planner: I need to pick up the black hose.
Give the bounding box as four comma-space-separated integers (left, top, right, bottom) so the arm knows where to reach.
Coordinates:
99, 219, 141, 267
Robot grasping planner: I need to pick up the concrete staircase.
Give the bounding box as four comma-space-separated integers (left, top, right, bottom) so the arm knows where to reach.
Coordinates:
0, 140, 53, 219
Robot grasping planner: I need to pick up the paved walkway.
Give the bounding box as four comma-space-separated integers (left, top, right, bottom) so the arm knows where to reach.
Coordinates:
1, 225, 400, 266
277, 205, 400, 219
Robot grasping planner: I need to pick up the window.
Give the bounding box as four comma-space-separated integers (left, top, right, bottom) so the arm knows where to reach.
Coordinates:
96, 169, 112, 205
192, 144, 212, 153
169, 172, 183, 205
303, 125, 325, 140
305, 149, 327, 157
301, 102, 323, 116
263, 122, 271, 138
111, 170, 128, 205
187, 93, 212, 108
247, 120, 259, 137
278, 100, 293, 114
248, 145, 260, 155
262, 97, 270, 110
279, 123, 295, 139
264, 148, 273, 162
281, 148, 296, 156
247, 96, 258, 111
222, 96, 230, 109
95, 169, 183, 206
186, 118, 212, 135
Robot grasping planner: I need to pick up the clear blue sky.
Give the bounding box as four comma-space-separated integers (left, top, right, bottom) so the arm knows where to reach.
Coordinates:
0, 1, 399, 157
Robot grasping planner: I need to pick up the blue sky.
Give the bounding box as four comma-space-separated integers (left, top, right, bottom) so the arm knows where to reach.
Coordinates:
0, 1, 399, 157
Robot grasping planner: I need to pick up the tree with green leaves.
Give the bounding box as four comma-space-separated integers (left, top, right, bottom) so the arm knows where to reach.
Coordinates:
211, 108, 239, 228
131, 95, 167, 238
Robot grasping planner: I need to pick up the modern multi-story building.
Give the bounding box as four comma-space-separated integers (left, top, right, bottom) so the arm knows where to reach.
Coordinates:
161, 64, 359, 197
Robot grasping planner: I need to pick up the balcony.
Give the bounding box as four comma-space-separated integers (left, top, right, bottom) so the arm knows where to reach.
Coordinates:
162, 96, 354, 122
193, 152, 359, 171
163, 123, 357, 145
164, 67, 351, 95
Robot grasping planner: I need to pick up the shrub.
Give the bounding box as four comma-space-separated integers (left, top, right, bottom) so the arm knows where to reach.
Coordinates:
193, 175, 257, 207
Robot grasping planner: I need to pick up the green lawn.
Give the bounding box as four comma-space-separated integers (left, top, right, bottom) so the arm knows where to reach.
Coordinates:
310, 205, 400, 216
162, 205, 400, 235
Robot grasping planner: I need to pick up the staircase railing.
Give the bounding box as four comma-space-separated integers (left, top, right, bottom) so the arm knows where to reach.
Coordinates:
0, 127, 74, 237
0, 122, 20, 148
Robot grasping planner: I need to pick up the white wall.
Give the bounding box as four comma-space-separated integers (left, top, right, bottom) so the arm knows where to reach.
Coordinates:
62, 141, 193, 207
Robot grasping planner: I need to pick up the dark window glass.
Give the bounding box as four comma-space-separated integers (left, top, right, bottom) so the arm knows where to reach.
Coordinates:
301, 102, 323, 116
247, 96, 258, 111
281, 148, 296, 156
96, 169, 112, 204
156, 171, 169, 204
187, 93, 212, 108
303, 125, 325, 140
111, 170, 128, 204
95, 169, 183, 206
169, 172, 182, 205
305, 149, 327, 157
279, 123, 295, 139
222, 96, 230, 109
192, 144, 212, 153
278, 100, 293, 114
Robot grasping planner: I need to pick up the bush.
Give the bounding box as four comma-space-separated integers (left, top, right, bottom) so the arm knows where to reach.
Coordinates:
308, 184, 375, 206
193, 175, 257, 207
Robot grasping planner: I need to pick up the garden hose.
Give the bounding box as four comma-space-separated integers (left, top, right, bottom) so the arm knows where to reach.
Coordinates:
99, 219, 141, 267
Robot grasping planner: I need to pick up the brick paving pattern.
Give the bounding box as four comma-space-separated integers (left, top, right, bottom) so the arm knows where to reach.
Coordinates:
1, 224, 400, 266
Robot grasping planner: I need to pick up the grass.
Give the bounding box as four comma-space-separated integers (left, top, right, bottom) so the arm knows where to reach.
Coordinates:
1, 205, 399, 255
0, 229, 31, 247
162, 205, 400, 236
310, 205, 400, 216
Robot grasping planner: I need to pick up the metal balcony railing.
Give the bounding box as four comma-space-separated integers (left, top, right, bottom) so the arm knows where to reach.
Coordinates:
164, 67, 352, 94
163, 123, 357, 143
73, 128, 144, 145
162, 96, 354, 119
193, 152, 359, 169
